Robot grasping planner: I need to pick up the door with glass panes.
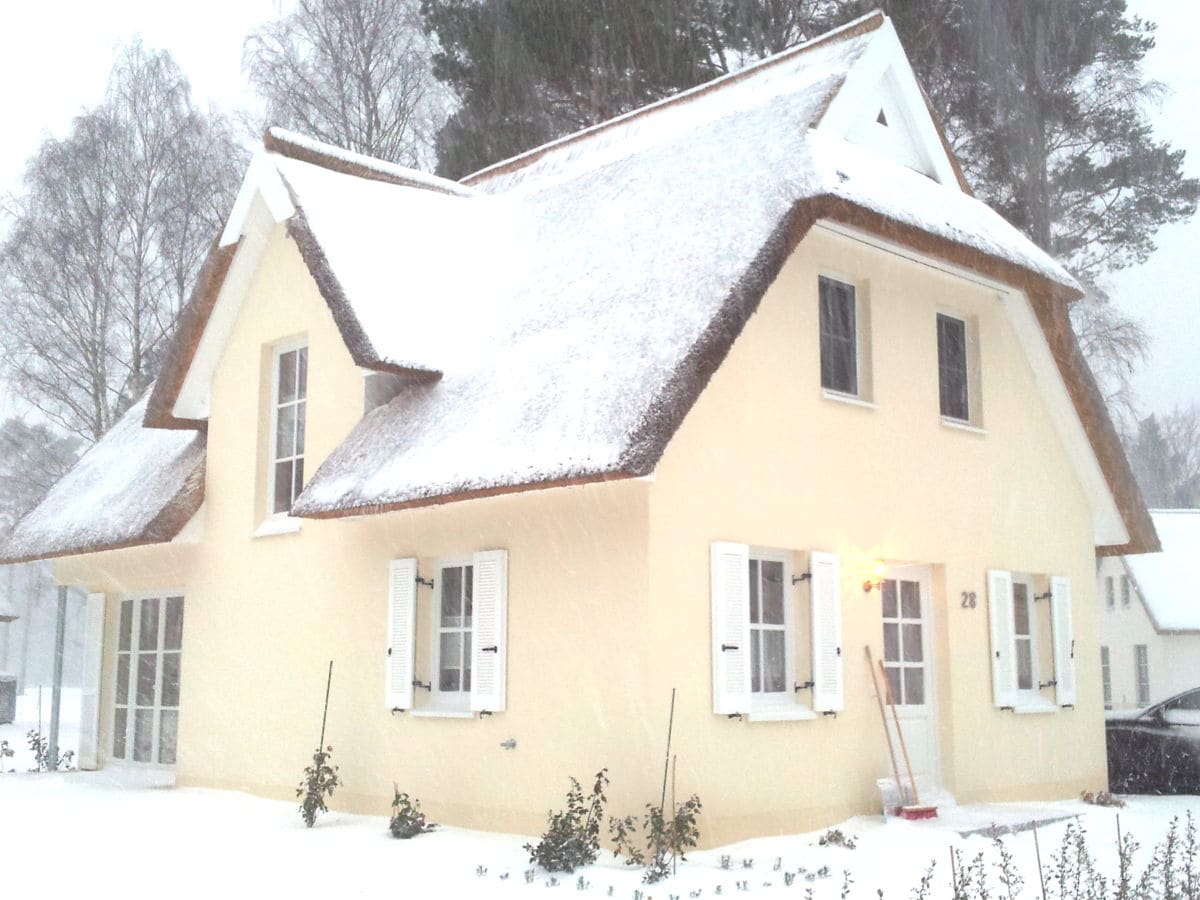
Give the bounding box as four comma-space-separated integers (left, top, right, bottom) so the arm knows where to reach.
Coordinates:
113, 595, 184, 765
880, 566, 940, 791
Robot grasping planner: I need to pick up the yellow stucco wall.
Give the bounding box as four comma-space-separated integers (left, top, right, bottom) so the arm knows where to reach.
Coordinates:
55, 221, 1108, 845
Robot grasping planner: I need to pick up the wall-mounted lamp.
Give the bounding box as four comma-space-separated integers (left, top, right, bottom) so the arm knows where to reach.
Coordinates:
862, 561, 887, 594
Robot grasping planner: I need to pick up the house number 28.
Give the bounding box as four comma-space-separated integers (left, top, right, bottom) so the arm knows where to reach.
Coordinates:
960, 591, 977, 609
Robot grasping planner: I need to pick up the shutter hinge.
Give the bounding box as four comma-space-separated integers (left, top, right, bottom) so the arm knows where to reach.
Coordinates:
390, 707, 407, 715
481, 645, 498, 653
1070, 639, 1075, 659
416, 576, 435, 589
478, 710, 493, 718
412, 680, 431, 692
726, 713, 743, 720
821, 710, 837, 718
792, 572, 812, 584
1060, 704, 1075, 710
794, 680, 815, 694
1033, 590, 1053, 602
721, 644, 739, 652
836, 646, 842, 656
1000, 705, 1015, 712
1039, 680, 1058, 690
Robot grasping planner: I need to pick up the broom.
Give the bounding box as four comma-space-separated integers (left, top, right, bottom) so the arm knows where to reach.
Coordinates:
877, 656, 937, 820
865, 645, 906, 815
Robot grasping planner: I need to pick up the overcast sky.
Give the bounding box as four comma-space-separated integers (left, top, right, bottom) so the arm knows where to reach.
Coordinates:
0, 0, 1196, 423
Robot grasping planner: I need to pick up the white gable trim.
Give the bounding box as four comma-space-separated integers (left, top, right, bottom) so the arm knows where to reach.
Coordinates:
818, 18, 960, 188
174, 196, 280, 422
220, 151, 294, 247
811, 219, 1128, 548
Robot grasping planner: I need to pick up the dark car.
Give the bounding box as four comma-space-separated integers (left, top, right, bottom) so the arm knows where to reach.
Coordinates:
1106, 687, 1200, 794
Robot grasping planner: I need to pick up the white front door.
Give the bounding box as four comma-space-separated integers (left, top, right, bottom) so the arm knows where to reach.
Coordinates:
880, 566, 940, 794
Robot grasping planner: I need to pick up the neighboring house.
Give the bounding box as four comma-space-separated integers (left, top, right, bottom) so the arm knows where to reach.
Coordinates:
1098, 510, 1200, 710
0, 12, 1158, 844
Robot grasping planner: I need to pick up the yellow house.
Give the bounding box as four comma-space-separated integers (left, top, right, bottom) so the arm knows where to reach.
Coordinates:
0, 12, 1158, 844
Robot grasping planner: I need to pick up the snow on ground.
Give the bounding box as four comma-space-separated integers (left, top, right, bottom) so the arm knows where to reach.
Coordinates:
0, 770, 1195, 899
0, 687, 80, 772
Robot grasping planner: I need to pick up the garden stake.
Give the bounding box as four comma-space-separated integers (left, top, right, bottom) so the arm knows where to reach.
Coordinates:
672, 752, 678, 876
865, 646, 906, 812
1032, 820, 1046, 900
319, 660, 333, 748
1116, 814, 1125, 893
950, 846, 958, 897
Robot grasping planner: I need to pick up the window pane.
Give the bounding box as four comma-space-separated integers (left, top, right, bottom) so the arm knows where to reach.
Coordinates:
751, 631, 762, 692
293, 458, 304, 502
159, 710, 178, 765
273, 460, 294, 514
747, 560, 760, 624
881, 580, 897, 619
116, 655, 130, 705
937, 314, 969, 420
133, 709, 154, 762
137, 653, 157, 706
462, 631, 472, 692
139, 599, 160, 650
1013, 586, 1030, 636
161, 653, 182, 707
276, 403, 296, 458
295, 402, 306, 456
903, 668, 924, 705
439, 632, 461, 692
819, 277, 857, 394
277, 349, 297, 403
902, 624, 923, 662
885, 665, 902, 705
441, 568, 463, 627
164, 597, 184, 651
760, 561, 784, 625
883, 623, 899, 663
463, 565, 474, 623
1016, 640, 1033, 690
113, 708, 128, 759
900, 581, 920, 619
119, 600, 133, 652
296, 347, 308, 400
763, 631, 786, 692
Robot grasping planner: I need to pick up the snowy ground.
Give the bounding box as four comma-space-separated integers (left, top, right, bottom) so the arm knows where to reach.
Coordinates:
0, 771, 1195, 900
0, 686, 80, 772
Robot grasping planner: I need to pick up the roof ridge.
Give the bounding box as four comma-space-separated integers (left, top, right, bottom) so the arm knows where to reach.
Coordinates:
461, 10, 886, 187
263, 127, 473, 197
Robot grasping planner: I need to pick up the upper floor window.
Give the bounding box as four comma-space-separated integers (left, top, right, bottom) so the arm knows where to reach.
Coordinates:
1105, 576, 1115, 610
1121, 575, 1132, 608
270, 343, 307, 515
937, 313, 970, 421
819, 276, 858, 396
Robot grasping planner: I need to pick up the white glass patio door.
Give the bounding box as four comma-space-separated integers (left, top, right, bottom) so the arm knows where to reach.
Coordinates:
113, 595, 184, 765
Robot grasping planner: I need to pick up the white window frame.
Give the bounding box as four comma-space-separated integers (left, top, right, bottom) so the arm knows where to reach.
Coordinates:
747, 547, 798, 716
1100, 646, 1112, 710
427, 556, 475, 713
1011, 575, 1040, 703
1120, 575, 1132, 608
266, 337, 308, 520
936, 311, 982, 429
1105, 576, 1115, 610
818, 273, 872, 404
112, 591, 184, 769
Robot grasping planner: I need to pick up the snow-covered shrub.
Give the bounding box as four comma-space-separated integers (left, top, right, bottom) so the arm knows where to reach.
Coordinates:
609, 794, 702, 883
818, 828, 858, 849
524, 769, 609, 873
389, 788, 435, 839
26, 729, 74, 772
296, 745, 339, 828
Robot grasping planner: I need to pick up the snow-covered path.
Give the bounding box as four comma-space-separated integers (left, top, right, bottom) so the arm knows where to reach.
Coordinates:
0, 772, 1195, 898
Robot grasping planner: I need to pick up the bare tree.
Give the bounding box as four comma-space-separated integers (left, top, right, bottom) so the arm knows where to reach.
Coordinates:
0, 41, 243, 441
1125, 405, 1200, 508
1069, 285, 1149, 431
244, 0, 449, 168
0, 419, 80, 536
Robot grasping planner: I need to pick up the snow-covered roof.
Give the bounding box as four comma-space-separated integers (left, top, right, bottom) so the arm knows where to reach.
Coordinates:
7, 10, 1155, 560
1125, 510, 1200, 633
0, 392, 204, 564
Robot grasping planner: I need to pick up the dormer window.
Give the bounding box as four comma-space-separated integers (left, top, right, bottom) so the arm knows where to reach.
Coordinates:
270, 342, 308, 515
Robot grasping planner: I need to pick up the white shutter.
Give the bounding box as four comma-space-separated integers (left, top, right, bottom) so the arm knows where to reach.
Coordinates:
470, 550, 508, 713
1050, 576, 1076, 707
78, 592, 106, 770
809, 552, 844, 713
711, 542, 752, 715
387, 559, 418, 711
987, 569, 1017, 708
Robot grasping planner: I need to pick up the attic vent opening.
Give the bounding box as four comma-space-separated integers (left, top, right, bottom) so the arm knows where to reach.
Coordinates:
876, 109, 888, 127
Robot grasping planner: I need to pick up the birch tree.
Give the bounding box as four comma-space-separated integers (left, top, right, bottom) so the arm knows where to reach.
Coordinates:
0, 41, 242, 441
244, 0, 448, 168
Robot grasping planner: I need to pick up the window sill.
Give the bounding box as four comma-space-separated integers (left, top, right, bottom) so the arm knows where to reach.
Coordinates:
253, 515, 302, 539
747, 707, 818, 722
411, 706, 474, 719
1012, 699, 1059, 715
822, 389, 876, 410
940, 417, 987, 436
